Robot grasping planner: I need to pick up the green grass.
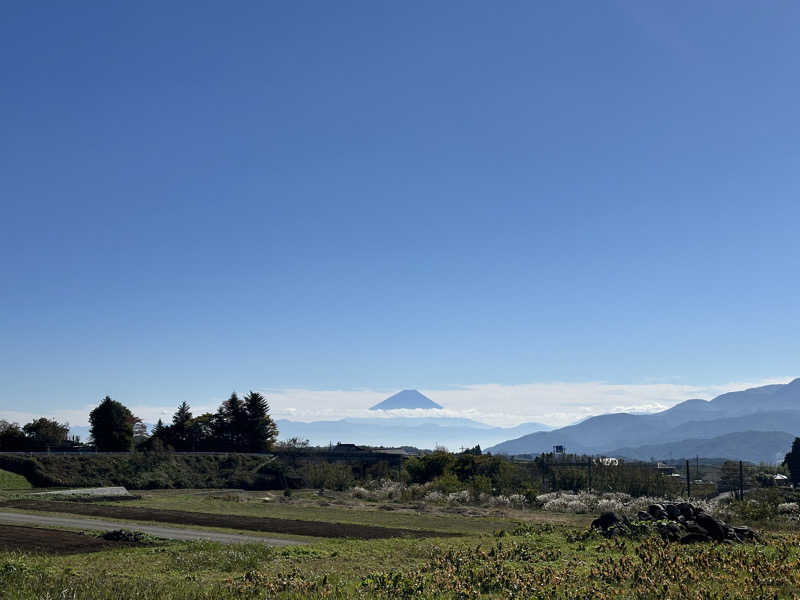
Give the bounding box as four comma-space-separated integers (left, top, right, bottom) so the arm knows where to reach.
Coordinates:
2, 522, 800, 599
4, 490, 799, 598
107, 489, 590, 534
0, 469, 31, 490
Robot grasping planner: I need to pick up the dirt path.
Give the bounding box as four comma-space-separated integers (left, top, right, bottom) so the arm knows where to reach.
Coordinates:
0, 511, 302, 546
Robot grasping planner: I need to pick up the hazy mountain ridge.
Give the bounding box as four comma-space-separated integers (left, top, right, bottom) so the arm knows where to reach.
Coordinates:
276, 418, 552, 450
610, 431, 795, 464
487, 378, 800, 460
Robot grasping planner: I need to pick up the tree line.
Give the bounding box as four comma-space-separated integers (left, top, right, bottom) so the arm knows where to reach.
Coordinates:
0, 392, 278, 453
146, 392, 278, 453
0, 418, 73, 452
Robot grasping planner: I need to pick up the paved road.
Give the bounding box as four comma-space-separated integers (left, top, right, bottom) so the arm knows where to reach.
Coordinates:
0, 511, 302, 546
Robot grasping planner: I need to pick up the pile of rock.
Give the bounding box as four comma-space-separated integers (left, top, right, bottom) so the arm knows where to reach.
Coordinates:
591, 503, 759, 544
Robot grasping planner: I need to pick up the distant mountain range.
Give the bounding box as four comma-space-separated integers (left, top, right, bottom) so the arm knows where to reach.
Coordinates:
487, 378, 800, 462
69, 381, 800, 461
610, 431, 794, 464
65, 389, 553, 450
279, 389, 551, 449
276, 417, 552, 450
72, 417, 552, 451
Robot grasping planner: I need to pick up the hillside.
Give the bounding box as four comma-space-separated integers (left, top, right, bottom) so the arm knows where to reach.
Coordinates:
487, 379, 800, 460
610, 431, 795, 464
0, 454, 291, 490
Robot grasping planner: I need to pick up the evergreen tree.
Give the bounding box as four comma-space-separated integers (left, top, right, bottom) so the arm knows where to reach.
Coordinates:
152, 419, 167, 439
142, 418, 170, 452
188, 413, 215, 451
172, 402, 193, 428
784, 437, 800, 485
171, 401, 193, 450
215, 393, 248, 451
243, 391, 278, 452
89, 396, 134, 451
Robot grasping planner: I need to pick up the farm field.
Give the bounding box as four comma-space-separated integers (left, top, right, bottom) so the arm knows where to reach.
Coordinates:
99, 488, 586, 533
0, 524, 144, 555
1, 489, 800, 599
1, 498, 459, 540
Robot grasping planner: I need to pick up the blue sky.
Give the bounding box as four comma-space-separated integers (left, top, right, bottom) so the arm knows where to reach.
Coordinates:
1, 2, 798, 426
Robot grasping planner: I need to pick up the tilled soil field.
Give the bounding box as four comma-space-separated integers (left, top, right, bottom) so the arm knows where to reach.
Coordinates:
0, 524, 138, 555
2, 500, 456, 540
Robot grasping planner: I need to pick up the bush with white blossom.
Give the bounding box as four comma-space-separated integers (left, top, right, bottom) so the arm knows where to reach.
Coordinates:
533, 491, 719, 516
349, 480, 720, 516
447, 490, 471, 504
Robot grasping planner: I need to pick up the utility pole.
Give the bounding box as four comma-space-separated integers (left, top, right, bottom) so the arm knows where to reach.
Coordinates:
686, 459, 691, 498
587, 458, 592, 492
739, 460, 744, 500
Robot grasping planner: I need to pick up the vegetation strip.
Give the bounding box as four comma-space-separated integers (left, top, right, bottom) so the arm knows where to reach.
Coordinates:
1, 500, 457, 540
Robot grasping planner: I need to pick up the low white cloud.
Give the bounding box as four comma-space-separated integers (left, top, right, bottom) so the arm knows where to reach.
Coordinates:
263, 378, 794, 427
4, 377, 793, 431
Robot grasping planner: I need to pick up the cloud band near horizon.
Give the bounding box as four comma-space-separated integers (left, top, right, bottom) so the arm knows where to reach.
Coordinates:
1, 377, 793, 432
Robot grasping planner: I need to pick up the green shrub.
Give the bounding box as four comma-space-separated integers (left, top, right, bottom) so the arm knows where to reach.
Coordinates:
469, 475, 493, 496
300, 462, 355, 491
431, 473, 462, 494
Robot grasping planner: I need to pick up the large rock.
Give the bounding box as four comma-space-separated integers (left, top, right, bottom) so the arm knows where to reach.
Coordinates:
683, 520, 709, 537
591, 511, 626, 532
665, 504, 681, 520
657, 521, 682, 542
677, 502, 695, 519
733, 526, 759, 542
695, 513, 727, 541
589, 501, 758, 546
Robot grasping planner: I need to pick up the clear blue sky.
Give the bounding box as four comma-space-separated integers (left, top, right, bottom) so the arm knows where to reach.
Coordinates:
2, 2, 798, 417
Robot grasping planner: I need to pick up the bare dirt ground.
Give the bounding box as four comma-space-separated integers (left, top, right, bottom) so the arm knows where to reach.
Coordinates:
0, 524, 140, 555
1, 500, 457, 539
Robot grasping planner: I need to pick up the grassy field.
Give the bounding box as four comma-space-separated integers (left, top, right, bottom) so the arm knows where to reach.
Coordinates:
108, 488, 588, 534
2, 489, 800, 599
0, 468, 31, 490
